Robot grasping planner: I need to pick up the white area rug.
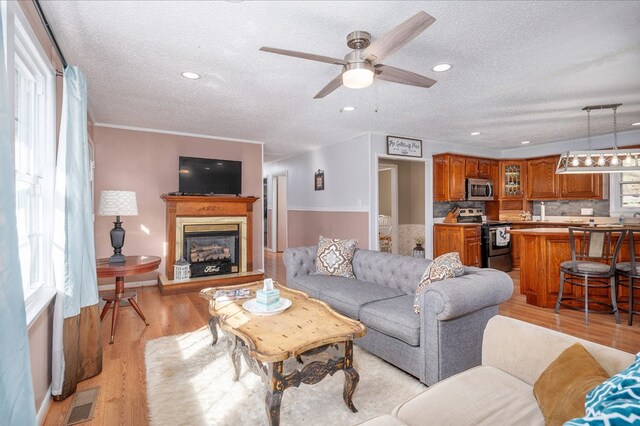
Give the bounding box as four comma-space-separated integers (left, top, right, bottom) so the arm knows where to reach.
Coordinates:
145, 327, 426, 426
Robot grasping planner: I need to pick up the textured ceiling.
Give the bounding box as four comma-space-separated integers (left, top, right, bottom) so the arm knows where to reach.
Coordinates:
41, 1, 640, 161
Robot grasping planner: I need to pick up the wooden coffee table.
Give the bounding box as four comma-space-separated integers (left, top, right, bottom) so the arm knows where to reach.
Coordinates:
200, 282, 366, 425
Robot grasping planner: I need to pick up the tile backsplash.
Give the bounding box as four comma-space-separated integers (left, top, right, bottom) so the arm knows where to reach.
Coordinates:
532, 200, 610, 217
433, 201, 485, 218
433, 200, 611, 218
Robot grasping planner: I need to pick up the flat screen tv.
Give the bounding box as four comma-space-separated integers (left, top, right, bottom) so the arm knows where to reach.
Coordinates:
178, 156, 242, 195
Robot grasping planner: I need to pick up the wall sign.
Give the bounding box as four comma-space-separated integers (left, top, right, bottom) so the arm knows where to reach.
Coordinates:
387, 136, 422, 158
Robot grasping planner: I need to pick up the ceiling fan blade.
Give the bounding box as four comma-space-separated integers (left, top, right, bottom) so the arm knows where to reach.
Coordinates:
260, 47, 347, 66
375, 64, 437, 88
362, 11, 436, 63
314, 74, 343, 99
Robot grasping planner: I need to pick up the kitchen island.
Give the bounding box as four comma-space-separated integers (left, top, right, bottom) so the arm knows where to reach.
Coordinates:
510, 227, 636, 308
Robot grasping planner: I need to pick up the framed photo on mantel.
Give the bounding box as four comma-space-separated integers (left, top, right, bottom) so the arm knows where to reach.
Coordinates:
387, 136, 422, 158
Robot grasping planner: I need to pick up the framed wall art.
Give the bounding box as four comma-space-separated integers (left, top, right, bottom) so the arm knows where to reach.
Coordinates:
387, 136, 422, 158
314, 169, 325, 191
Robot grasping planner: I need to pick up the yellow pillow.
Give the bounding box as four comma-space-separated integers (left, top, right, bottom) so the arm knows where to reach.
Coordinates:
533, 343, 609, 426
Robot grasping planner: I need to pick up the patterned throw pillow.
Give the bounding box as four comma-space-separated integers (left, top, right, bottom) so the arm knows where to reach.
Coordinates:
565, 353, 640, 425
413, 252, 464, 314
316, 236, 358, 278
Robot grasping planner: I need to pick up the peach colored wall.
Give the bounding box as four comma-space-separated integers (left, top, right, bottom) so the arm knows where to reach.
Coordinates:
93, 127, 263, 283
287, 211, 369, 249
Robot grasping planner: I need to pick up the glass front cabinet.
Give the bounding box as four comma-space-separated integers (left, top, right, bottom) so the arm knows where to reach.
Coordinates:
500, 161, 525, 199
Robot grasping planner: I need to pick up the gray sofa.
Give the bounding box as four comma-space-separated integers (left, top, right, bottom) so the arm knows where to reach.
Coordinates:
284, 246, 514, 385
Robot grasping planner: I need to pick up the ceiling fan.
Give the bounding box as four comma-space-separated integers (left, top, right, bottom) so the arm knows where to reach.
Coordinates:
260, 11, 438, 99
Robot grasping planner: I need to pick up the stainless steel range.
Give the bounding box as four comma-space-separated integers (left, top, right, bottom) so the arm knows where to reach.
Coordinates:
450, 208, 513, 272
481, 221, 512, 272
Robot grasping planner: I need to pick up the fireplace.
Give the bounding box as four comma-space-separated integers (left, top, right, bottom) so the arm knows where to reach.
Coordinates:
174, 215, 248, 278
183, 224, 239, 277
160, 195, 263, 295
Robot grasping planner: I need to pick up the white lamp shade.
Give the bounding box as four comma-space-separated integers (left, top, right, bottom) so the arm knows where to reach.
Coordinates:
97, 190, 138, 216
342, 63, 374, 89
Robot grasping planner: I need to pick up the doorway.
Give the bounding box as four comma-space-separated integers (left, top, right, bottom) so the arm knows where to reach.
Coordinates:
376, 158, 425, 257
378, 164, 399, 254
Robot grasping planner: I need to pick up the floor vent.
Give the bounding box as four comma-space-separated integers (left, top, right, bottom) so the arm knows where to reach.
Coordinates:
65, 386, 99, 425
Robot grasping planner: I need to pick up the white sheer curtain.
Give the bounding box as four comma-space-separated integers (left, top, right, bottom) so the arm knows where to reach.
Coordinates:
0, 7, 37, 424
52, 66, 102, 399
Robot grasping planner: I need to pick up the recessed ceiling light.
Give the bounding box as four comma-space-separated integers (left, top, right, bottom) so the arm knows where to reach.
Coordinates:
342, 106, 356, 112
521, 140, 530, 145
432, 63, 452, 72
632, 122, 640, 126
181, 72, 200, 80
469, 132, 480, 136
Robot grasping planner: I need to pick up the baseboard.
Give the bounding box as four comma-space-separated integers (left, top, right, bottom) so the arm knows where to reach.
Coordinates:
36, 384, 52, 425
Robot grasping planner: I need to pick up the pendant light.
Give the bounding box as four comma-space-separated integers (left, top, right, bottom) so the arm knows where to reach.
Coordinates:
556, 103, 640, 174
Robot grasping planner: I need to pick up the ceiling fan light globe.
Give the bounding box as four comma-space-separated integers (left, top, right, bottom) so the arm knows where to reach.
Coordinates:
342, 63, 374, 89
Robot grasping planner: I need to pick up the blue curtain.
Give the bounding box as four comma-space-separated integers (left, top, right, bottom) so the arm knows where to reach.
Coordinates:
0, 9, 37, 425
52, 66, 101, 399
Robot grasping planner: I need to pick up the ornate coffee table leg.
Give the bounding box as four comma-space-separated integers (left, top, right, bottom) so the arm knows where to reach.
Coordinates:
265, 361, 284, 426
343, 340, 359, 413
208, 316, 219, 346
230, 337, 242, 381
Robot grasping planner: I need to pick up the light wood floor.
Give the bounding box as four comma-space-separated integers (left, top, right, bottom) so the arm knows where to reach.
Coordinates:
43, 251, 640, 425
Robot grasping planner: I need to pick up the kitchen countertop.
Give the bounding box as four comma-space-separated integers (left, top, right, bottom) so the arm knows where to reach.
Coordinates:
433, 222, 482, 227
510, 225, 638, 235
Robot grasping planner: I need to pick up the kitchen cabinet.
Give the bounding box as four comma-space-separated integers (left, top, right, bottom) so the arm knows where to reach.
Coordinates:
433, 224, 481, 267
465, 158, 493, 179
450, 156, 467, 200
500, 160, 525, 199
432, 154, 466, 201
434, 154, 498, 201
478, 159, 493, 179
560, 173, 603, 199
433, 155, 449, 201
526, 157, 560, 199
464, 227, 482, 267
465, 158, 479, 178
524, 156, 604, 200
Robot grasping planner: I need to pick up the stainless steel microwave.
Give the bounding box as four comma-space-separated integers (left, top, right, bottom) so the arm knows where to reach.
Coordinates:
466, 178, 494, 200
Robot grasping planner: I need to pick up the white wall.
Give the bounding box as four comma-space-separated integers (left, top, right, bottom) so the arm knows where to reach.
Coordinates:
264, 133, 371, 212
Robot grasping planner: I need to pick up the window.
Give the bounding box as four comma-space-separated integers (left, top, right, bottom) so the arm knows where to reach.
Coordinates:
5, 3, 56, 305
610, 171, 640, 216
620, 171, 640, 208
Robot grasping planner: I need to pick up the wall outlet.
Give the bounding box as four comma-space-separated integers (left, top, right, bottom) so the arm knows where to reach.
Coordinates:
581, 208, 594, 216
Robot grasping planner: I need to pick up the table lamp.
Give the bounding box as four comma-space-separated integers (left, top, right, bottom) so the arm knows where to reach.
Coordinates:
98, 190, 138, 263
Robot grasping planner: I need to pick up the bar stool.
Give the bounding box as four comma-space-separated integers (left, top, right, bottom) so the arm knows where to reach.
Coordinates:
555, 227, 626, 325
616, 228, 640, 325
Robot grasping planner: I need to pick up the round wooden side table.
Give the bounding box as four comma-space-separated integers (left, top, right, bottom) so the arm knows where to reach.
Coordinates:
97, 255, 161, 343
